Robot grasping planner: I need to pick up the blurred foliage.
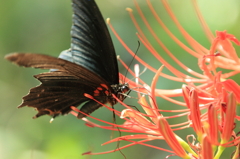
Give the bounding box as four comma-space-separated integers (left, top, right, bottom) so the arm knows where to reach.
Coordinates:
1, 0, 240, 159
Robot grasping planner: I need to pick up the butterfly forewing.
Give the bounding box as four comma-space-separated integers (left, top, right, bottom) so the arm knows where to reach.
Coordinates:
66, 0, 119, 84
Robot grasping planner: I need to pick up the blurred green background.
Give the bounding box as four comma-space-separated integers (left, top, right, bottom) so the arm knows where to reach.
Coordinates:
1, 0, 240, 159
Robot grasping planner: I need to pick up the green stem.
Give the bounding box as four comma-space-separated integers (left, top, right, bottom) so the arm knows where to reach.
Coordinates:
214, 146, 225, 159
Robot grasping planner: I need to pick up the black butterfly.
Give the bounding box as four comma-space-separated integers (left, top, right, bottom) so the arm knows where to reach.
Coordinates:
5, 0, 129, 119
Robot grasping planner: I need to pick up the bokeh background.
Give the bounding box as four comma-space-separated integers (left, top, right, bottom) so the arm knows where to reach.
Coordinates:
1, 0, 240, 159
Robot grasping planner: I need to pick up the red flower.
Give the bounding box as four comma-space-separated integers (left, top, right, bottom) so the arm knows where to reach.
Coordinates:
71, 0, 240, 158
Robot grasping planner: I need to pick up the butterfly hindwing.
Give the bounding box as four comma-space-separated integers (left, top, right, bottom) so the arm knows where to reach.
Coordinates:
20, 71, 108, 118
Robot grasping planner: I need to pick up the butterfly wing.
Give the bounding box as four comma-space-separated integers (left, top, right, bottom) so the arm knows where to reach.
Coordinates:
6, 53, 106, 84
5, 0, 120, 119
59, 0, 119, 85
6, 53, 109, 118
20, 72, 93, 118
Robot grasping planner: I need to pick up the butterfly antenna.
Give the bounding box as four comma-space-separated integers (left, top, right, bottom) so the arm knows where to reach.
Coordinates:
122, 41, 140, 84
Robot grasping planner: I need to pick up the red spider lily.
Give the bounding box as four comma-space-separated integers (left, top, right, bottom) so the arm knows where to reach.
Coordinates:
201, 134, 214, 159
71, 0, 240, 158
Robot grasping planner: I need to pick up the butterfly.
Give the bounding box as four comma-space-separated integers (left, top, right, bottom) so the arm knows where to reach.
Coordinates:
5, 0, 129, 119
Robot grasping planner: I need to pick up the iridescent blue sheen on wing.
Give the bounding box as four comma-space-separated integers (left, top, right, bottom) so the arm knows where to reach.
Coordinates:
59, 0, 119, 85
